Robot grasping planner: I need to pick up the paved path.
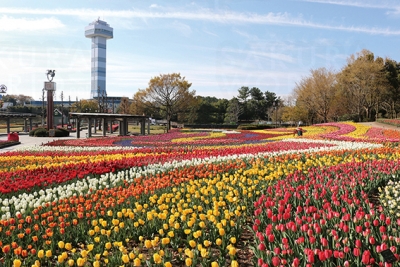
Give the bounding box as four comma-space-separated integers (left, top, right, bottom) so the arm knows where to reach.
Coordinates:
360, 121, 400, 131
0, 129, 92, 152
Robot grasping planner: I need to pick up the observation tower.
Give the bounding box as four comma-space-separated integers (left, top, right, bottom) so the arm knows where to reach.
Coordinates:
85, 19, 113, 99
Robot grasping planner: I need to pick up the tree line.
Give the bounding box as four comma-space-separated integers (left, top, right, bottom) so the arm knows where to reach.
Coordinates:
133, 49, 400, 128
283, 49, 400, 124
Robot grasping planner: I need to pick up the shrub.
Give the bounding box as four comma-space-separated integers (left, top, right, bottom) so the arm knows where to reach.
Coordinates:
32, 128, 48, 137
55, 128, 70, 137
237, 124, 275, 130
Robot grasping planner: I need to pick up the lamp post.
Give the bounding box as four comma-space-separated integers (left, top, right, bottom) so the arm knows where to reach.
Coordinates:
44, 70, 56, 130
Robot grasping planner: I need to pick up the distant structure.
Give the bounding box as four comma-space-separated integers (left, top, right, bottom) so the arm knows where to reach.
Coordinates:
85, 19, 113, 99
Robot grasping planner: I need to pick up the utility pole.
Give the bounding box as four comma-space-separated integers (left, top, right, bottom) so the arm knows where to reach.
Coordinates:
68, 96, 71, 125
60, 91, 64, 128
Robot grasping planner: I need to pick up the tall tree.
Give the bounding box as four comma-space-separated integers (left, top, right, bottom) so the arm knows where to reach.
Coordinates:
237, 86, 250, 103
224, 98, 242, 124
71, 100, 98, 113
139, 73, 195, 131
294, 67, 337, 123
383, 58, 400, 118
337, 49, 387, 122
118, 97, 131, 114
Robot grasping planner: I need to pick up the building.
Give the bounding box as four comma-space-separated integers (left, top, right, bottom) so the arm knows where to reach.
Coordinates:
85, 19, 113, 99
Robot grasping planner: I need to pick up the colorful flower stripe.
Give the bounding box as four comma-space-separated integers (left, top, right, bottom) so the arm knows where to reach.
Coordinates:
0, 141, 337, 194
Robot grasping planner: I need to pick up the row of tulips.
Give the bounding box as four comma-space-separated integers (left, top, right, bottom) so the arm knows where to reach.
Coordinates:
0, 140, 342, 194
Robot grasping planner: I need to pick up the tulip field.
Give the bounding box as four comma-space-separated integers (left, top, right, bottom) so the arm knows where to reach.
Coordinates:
1, 121, 400, 266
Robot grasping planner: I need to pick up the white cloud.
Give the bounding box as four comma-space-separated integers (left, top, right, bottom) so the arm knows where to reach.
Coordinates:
0, 7, 399, 35
0, 15, 65, 32
301, 0, 398, 9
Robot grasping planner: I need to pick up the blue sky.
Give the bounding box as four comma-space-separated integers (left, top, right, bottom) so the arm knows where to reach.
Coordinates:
1, 0, 400, 101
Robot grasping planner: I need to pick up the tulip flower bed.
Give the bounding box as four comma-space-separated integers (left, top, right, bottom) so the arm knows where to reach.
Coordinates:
1, 123, 400, 266
252, 157, 400, 266
0, 140, 20, 149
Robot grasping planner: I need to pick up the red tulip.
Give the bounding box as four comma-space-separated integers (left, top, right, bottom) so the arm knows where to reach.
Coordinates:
258, 243, 266, 251
355, 239, 362, 248
353, 247, 360, 257
324, 249, 332, 259
333, 250, 340, 258
362, 250, 371, 264
318, 251, 326, 261
369, 236, 376, 245
321, 237, 328, 247
271, 256, 280, 267
307, 252, 315, 263
268, 234, 275, 243
292, 258, 300, 267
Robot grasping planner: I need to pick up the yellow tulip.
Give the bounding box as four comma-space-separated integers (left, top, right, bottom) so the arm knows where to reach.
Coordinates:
77, 257, 86, 267
153, 253, 162, 264
133, 258, 141, 266
162, 237, 170, 245
189, 240, 196, 248
13, 259, 22, 267
122, 254, 130, 263
37, 249, 44, 258
58, 241, 65, 249
185, 258, 193, 266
